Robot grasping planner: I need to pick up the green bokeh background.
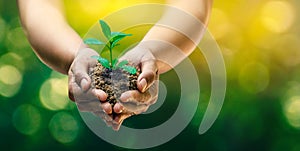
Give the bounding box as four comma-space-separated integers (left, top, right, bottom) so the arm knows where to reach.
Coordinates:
1, 0, 300, 151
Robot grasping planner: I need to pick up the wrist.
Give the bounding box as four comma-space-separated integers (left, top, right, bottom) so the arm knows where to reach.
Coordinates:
136, 40, 185, 74
66, 41, 90, 73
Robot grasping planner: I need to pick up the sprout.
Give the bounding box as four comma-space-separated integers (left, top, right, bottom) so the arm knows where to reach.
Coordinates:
84, 20, 136, 74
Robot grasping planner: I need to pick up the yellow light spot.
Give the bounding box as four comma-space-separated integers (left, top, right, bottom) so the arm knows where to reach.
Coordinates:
39, 77, 69, 110
0, 53, 25, 72
0, 65, 23, 98
284, 96, 300, 129
0, 65, 22, 85
49, 112, 79, 144
209, 8, 232, 39
260, 1, 295, 33
239, 62, 270, 94
12, 104, 42, 135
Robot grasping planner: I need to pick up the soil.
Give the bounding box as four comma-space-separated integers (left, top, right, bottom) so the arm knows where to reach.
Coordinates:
90, 63, 140, 115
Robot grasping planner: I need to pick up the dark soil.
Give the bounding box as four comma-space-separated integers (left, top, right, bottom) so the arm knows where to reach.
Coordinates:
90, 63, 140, 115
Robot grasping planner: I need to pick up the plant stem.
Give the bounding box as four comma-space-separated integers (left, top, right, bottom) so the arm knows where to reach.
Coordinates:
109, 41, 113, 68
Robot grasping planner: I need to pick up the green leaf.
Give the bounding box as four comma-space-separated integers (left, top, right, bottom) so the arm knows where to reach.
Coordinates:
111, 43, 120, 48
121, 65, 137, 74
84, 38, 105, 45
99, 20, 111, 40
110, 32, 132, 48
111, 33, 132, 42
91, 55, 110, 68
110, 35, 131, 49
112, 58, 118, 69
111, 32, 132, 37
117, 60, 128, 68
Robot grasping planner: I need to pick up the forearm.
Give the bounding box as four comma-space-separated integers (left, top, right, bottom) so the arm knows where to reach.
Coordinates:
139, 0, 212, 73
17, 0, 83, 74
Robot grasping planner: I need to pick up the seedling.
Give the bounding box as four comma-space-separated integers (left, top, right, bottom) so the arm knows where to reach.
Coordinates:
84, 20, 137, 74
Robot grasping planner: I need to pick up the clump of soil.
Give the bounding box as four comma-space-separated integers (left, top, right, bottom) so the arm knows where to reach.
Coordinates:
90, 63, 140, 115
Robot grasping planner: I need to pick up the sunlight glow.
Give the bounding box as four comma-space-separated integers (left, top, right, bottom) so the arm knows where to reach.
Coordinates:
260, 1, 295, 33
209, 8, 232, 39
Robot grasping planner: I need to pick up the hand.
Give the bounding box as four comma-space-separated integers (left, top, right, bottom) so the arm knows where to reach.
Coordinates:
109, 46, 159, 130
68, 48, 114, 121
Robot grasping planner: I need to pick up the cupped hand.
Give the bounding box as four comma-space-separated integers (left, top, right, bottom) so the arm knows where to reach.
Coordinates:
109, 46, 160, 130
68, 48, 114, 121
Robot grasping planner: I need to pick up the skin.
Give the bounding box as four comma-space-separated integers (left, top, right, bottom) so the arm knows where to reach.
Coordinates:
17, 0, 212, 130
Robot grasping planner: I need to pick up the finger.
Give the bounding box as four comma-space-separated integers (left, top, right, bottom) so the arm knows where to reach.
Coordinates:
112, 113, 133, 131
112, 123, 121, 131
119, 90, 151, 114
113, 102, 124, 114
100, 102, 112, 114
106, 121, 113, 127
93, 111, 113, 127
138, 60, 158, 92
71, 85, 97, 103
120, 90, 151, 104
76, 101, 101, 112
73, 70, 91, 92
92, 89, 107, 101
71, 77, 107, 103
72, 57, 96, 92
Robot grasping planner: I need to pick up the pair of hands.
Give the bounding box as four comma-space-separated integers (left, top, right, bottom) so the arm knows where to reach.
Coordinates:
68, 46, 159, 130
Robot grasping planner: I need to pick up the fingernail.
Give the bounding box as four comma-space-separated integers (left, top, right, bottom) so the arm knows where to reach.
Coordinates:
120, 93, 130, 102
140, 78, 147, 92
94, 89, 107, 101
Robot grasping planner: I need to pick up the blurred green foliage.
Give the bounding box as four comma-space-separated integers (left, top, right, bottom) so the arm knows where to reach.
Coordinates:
0, 0, 300, 151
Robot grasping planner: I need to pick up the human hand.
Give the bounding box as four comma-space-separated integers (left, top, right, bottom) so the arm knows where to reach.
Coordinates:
107, 46, 159, 130
68, 48, 115, 121
68, 46, 159, 131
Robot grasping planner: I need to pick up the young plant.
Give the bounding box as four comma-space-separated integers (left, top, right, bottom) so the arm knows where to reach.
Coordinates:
84, 20, 137, 74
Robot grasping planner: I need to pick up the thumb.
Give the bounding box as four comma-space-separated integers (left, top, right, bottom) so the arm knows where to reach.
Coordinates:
72, 60, 92, 92
137, 59, 158, 93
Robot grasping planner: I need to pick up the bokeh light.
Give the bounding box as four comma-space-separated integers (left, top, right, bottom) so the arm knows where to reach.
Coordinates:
284, 96, 300, 129
0, 65, 23, 98
1, 0, 300, 150
6, 27, 33, 59
48, 112, 79, 144
238, 62, 269, 94
12, 104, 42, 135
0, 65, 22, 85
39, 75, 70, 110
260, 1, 295, 33
0, 52, 25, 72
209, 8, 232, 40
